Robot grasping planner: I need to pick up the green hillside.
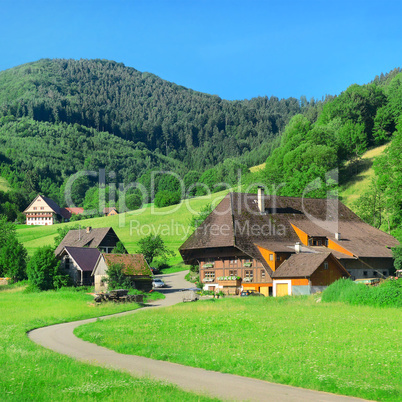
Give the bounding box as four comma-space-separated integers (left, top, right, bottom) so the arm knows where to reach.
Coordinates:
17, 190, 228, 258
339, 144, 387, 207
0, 58, 301, 173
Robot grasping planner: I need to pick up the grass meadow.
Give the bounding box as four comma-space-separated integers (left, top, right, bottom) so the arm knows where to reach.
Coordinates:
339, 144, 387, 207
76, 296, 402, 401
16, 190, 228, 257
0, 286, 217, 401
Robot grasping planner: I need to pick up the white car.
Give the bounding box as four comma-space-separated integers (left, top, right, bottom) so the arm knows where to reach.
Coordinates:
152, 278, 166, 288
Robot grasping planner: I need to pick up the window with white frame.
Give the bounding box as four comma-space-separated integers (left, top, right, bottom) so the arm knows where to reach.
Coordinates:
245, 270, 253, 280
205, 271, 215, 279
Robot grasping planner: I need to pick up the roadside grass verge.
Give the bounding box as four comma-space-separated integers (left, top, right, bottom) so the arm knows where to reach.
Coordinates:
0, 288, 217, 401
75, 296, 402, 401
16, 190, 228, 256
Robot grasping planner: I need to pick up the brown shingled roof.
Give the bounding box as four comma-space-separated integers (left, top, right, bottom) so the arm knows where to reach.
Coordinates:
179, 192, 398, 265
55, 227, 120, 256
272, 252, 332, 278
103, 254, 151, 276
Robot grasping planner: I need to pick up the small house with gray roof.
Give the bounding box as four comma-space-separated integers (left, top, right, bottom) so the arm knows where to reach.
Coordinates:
55, 227, 125, 257
179, 190, 399, 296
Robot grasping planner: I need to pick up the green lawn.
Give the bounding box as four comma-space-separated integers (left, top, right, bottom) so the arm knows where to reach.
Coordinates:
76, 296, 402, 401
16, 190, 228, 256
0, 286, 217, 401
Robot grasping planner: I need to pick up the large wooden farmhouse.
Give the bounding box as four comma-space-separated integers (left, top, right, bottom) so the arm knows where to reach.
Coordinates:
179, 190, 399, 296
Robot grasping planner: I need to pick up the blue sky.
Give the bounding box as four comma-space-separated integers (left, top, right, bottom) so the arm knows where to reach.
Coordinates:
1, 0, 401, 101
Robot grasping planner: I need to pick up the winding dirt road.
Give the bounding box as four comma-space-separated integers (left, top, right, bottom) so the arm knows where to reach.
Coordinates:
28, 271, 368, 401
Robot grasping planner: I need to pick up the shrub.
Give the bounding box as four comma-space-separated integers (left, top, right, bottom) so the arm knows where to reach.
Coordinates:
154, 190, 181, 208
106, 262, 133, 289
322, 277, 402, 308
26, 246, 67, 291
0, 237, 28, 282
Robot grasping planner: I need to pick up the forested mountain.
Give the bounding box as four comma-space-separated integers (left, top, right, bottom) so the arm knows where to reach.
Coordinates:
0, 58, 311, 218
0, 58, 302, 170
1, 58, 401, 232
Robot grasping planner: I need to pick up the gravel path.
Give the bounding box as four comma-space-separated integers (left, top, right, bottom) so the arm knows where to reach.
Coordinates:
28, 271, 368, 402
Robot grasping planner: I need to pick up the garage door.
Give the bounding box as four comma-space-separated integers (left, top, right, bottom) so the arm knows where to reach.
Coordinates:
276, 283, 289, 297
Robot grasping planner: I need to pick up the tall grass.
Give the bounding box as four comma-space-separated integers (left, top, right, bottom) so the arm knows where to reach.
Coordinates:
76, 296, 402, 401
0, 288, 216, 401
322, 278, 402, 308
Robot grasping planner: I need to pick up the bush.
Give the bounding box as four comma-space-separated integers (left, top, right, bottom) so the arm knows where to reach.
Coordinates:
106, 262, 133, 289
26, 246, 67, 291
322, 278, 402, 308
0, 237, 28, 282
154, 190, 181, 208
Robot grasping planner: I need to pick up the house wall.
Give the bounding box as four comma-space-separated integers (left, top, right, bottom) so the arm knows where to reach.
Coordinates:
200, 257, 271, 286
24, 196, 58, 226
242, 283, 272, 296
61, 255, 83, 285
339, 257, 394, 279
98, 232, 122, 253
26, 213, 55, 225
95, 274, 108, 292
310, 258, 346, 286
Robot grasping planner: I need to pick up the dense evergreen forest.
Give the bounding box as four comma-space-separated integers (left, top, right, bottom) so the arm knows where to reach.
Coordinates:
0, 58, 401, 237
0, 58, 303, 169
0, 58, 312, 218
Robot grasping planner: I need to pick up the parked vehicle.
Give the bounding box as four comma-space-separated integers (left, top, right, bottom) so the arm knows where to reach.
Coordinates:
150, 267, 159, 275
240, 290, 265, 297
354, 278, 381, 286
152, 278, 166, 288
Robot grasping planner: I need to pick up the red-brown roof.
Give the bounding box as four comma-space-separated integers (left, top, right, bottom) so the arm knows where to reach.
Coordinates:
103, 253, 151, 276
66, 207, 85, 215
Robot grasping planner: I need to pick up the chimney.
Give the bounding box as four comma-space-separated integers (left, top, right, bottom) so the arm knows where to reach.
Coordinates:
86, 226, 92, 234
335, 232, 341, 241
295, 242, 301, 254
257, 186, 264, 213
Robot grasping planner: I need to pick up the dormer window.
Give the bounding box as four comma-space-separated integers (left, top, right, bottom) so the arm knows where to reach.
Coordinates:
308, 237, 327, 247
